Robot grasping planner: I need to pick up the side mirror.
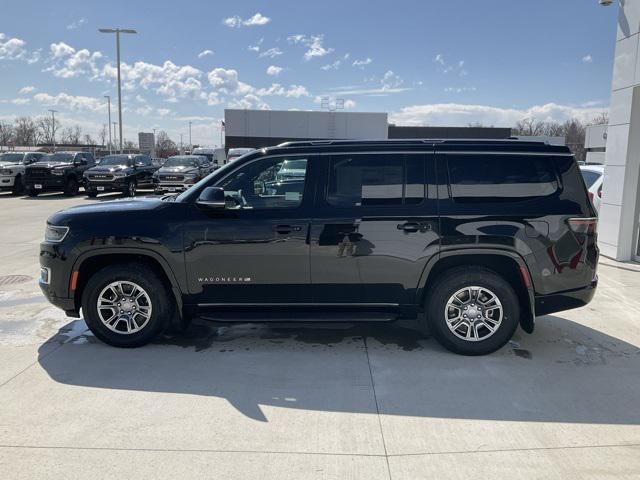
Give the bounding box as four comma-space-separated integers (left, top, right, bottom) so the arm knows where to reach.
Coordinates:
196, 186, 226, 209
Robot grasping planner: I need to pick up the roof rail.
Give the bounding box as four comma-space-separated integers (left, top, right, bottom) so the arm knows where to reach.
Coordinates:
275, 138, 551, 148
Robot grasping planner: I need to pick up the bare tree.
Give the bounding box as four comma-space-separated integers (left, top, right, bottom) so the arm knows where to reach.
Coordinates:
590, 112, 609, 125
155, 130, 177, 158
98, 124, 108, 147
14, 116, 40, 146
562, 118, 586, 162
37, 116, 59, 145
82, 134, 95, 145
60, 125, 83, 144
0, 121, 15, 150
514, 118, 547, 137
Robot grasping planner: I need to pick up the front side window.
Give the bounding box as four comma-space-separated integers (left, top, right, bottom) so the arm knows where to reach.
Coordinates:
327, 154, 425, 207
447, 154, 558, 201
216, 156, 308, 209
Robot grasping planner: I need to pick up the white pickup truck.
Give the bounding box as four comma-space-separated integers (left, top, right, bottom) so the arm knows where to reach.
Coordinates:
0, 151, 46, 195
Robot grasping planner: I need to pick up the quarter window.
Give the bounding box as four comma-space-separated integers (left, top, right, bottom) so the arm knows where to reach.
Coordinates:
326, 154, 425, 207
447, 154, 558, 200
216, 156, 308, 209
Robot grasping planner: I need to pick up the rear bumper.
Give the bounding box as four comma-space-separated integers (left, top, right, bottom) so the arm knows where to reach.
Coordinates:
534, 277, 598, 316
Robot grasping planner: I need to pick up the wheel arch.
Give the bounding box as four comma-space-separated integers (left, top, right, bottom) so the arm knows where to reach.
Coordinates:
71, 249, 184, 327
418, 249, 536, 334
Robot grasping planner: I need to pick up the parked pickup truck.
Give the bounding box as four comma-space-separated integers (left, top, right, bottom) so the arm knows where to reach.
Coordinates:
84, 154, 158, 197
153, 155, 212, 194
0, 151, 45, 195
24, 151, 95, 197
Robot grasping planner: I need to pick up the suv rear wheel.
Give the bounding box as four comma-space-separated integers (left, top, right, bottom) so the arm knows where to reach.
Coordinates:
425, 267, 519, 355
27, 187, 39, 197
81, 263, 173, 347
63, 177, 79, 196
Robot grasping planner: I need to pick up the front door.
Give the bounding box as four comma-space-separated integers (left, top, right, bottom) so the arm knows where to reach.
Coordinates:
184, 154, 315, 305
310, 152, 439, 305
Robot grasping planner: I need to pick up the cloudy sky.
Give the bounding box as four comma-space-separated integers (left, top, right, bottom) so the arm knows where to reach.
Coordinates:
0, 0, 618, 146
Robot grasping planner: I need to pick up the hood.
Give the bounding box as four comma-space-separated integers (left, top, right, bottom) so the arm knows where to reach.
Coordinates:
48, 197, 165, 225
0, 161, 23, 169
158, 166, 198, 174
87, 165, 131, 173
27, 161, 72, 169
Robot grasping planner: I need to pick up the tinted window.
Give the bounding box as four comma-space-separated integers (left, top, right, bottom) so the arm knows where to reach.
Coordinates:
581, 170, 601, 188
217, 156, 307, 210
447, 154, 558, 200
327, 154, 424, 207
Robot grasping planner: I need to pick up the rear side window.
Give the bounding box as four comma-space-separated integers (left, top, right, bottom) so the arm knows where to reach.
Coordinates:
327, 154, 425, 207
447, 154, 558, 201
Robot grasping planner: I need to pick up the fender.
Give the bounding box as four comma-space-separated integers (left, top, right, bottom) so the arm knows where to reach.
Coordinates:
71, 247, 185, 316
417, 247, 537, 334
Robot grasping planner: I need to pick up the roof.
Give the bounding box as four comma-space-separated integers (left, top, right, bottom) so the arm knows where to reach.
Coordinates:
267, 138, 572, 156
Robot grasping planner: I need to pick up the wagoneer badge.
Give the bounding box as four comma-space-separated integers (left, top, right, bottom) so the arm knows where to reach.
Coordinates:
198, 277, 252, 283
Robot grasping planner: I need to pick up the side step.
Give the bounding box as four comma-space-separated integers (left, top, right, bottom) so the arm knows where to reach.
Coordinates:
198, 310, 400, 323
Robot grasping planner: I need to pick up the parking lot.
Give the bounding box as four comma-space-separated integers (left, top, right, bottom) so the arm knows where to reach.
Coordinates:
0, 191, 639, 479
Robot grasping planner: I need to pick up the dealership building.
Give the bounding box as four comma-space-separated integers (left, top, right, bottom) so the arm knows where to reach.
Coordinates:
223, 109, 511, 149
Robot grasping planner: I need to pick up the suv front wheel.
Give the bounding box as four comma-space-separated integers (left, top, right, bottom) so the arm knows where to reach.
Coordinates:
426, 267, 519, 356
63, 177, 79, 196
81, 263, 173, 347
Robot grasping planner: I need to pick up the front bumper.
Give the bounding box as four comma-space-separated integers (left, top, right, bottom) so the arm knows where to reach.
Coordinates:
85, 179, 129, 193
535, 277, 598, 316
39, 242, 79, 317
25, 177, 65, 191
154, 182, 195, 193
0, 175, 17, 188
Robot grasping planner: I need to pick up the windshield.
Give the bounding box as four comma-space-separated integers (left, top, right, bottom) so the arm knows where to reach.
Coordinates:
279, 159, 306, 170
45, 153, 74, 163
0, 153, 24, 163
98, 155, 133, 166
164, 157, 198, 167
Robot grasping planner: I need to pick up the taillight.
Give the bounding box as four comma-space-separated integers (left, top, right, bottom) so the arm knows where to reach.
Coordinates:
568, 217, 598, 235
588, 191, 594, 202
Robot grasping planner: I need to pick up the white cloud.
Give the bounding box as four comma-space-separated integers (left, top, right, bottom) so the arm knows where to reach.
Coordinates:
198, 49, 214, 58
228, 93, 270, 110
433, 54, 467, 76
66, 18, 86, 30
11, 98, 30, 105
224, 12, 271, 28
321, 60, 341, 71
266, 65, 283, 76
287, 34, 333, 61
46, 42, 103, 78
352, 57, 372, 68
381, 70, 403, 89
0, 33, 40, 63
582, 54, 593, 64
259, 47, 282, 58
207, 67, 253, 95
19, 85, 36, 94
444, 86, 477, 93
390, 102, 607, 127
33, 92, 106, 112
103, 60, 203, 100
248, 38, 264, 53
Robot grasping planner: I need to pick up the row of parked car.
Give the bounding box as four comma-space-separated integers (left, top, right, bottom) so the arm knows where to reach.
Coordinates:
0, 148, 254, 198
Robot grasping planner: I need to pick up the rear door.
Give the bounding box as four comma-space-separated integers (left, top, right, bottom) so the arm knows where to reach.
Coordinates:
309, 151, 439, 305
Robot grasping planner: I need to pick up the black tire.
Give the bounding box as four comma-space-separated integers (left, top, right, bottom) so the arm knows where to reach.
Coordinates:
63, 177, 79, 196
27, 187, 39, 197
425, 267, 519, 356
87, 190, 98, 198
11, 175, 24, 195
81, 263, 174, 348
124, 180, 136, 197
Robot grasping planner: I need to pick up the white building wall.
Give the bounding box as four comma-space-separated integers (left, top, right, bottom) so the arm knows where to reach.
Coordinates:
599, 0, 640, 261
225, 109, 388, 140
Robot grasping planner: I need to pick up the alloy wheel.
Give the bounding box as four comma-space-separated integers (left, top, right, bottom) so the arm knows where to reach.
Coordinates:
97, 281, 152, 334
444, 286, 503, 342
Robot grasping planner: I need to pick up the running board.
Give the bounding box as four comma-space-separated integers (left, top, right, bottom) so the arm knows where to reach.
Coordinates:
198, 311, 399, 323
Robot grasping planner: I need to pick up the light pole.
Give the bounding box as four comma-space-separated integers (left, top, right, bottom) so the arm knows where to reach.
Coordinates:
99, 28, 137, 153
48, 109, 57, 152
112, 122, 118, 151
104, 95, 112, 154
188, 121, 192, 151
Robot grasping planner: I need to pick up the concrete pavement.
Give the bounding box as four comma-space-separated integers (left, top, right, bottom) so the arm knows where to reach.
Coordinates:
0, 191, 639, 479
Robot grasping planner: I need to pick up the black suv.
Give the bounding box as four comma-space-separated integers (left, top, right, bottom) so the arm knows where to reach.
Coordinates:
153, 155, 212, 194
25, 151, 95, 196
84, 154, 157, 197
39, 140, 598, 355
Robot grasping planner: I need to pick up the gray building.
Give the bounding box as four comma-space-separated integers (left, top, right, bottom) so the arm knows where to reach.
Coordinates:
138, 132, 155, 156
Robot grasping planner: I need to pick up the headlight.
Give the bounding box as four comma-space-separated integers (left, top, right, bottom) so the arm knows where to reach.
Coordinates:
0, 169, 13, 175
184, 173, 197, 179
45, 225, 69, 243
51, 169, 64, 176
113, 171, 127, 178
